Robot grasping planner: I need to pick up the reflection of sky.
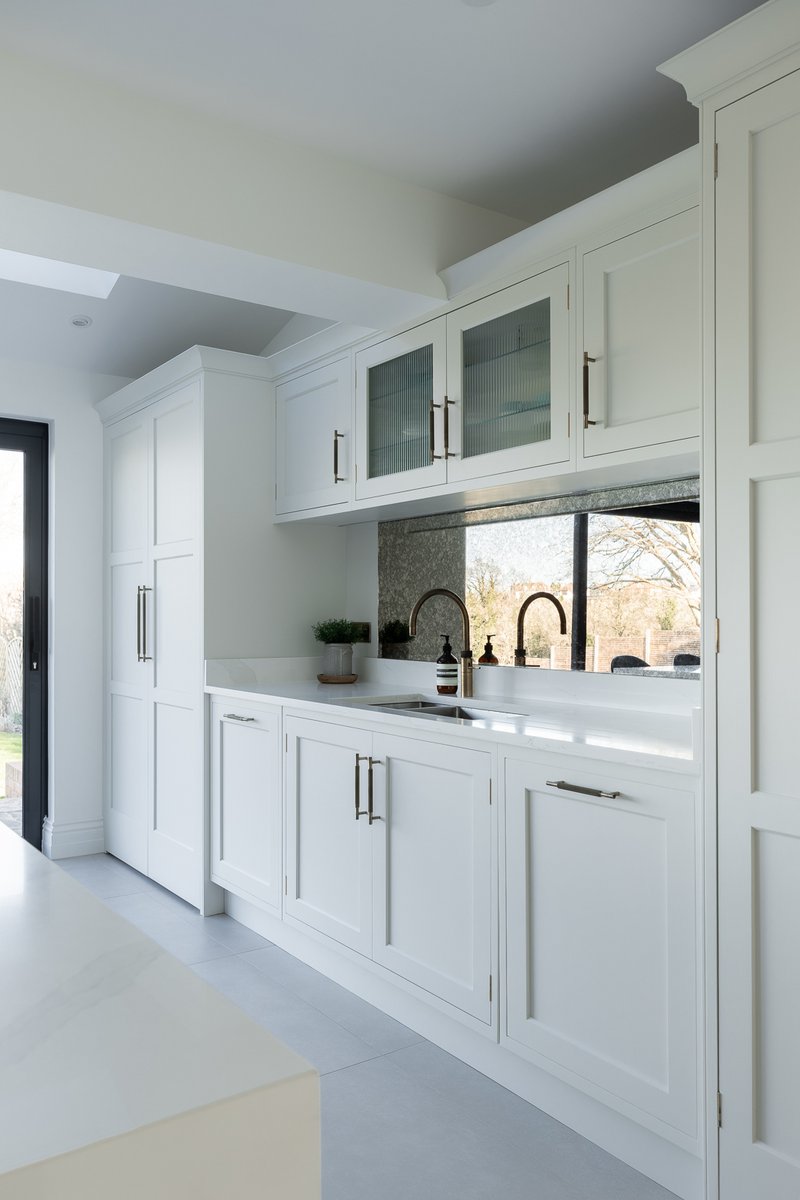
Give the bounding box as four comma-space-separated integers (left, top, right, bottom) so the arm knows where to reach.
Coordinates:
467, 516, 574, 587
0, 451, 24, 592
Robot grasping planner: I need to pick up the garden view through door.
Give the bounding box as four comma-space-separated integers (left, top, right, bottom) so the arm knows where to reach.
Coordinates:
0, 450, 23, 837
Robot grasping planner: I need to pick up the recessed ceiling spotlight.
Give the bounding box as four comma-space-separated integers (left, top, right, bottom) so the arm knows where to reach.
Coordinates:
71, 315, 93, 328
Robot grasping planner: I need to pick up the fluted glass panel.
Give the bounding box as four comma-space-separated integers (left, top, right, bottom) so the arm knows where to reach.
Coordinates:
368, 345, 433, 479
461, 299, 551, 460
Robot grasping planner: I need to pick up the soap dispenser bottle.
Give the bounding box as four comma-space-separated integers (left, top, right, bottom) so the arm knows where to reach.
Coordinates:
478, 634, 499, 666
436, 634, 458, 695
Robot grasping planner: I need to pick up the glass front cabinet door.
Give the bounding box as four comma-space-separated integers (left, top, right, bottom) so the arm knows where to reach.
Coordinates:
355, 265, 571, 500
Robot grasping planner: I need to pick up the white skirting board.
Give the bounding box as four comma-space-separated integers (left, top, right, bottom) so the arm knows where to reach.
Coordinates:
41, 817, 105, 859
227, 891, 705, 1200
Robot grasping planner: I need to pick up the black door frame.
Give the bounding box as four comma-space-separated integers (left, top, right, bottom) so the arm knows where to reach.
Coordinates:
0, 418, 48, 848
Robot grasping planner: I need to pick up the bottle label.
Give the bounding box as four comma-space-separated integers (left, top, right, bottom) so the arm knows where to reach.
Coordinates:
436, 664, 458, 685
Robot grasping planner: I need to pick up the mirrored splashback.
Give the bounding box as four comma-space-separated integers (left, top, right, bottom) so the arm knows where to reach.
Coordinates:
378, 478, 700, 675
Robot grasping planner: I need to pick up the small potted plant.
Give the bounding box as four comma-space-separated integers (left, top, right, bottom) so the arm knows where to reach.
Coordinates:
379, 619, 411, 660
312, 618, 359, 680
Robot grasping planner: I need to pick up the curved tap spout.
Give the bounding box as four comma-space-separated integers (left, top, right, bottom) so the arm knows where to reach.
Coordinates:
514, 592, 568, 668
409, 588, 473, 698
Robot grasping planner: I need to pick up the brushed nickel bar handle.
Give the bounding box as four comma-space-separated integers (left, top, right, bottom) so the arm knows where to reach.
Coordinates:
547, 779, 620, 800
429, 398, 442, 462
223, 714, 256, 722
444, 396, 456, 458
583, 352, 597, 429
136, 585, 143, 662
333, 430, 345, 483
140, 585, 153, 662
368, 757, 383, 824
355, 753, 368, 820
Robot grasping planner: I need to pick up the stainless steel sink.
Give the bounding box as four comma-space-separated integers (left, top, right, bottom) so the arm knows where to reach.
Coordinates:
368, 699, 517, 723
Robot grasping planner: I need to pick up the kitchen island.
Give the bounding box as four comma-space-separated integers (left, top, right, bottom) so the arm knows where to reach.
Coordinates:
0, 823, 319, 1199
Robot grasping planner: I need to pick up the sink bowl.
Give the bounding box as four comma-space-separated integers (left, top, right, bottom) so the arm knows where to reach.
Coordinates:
367, 699, 518, 724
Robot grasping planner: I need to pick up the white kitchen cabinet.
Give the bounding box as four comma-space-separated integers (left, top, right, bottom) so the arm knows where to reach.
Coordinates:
503, 753, 698, 1140
354, 265, 571, 501
285, 715, 373, 955
275, 357, 352, 514
285, 714, 493, 1022
210, 699, 282, 911
580, 207, 699, 461
101, 347, 281, 910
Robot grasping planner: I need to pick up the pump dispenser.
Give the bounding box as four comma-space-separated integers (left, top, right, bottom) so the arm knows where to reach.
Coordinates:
478, 634, 499, 665
436, 635, 458, 695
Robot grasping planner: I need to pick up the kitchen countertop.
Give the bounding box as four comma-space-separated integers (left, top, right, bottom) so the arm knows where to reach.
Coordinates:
0, 825, 318, 1195
206, 676, 699, 773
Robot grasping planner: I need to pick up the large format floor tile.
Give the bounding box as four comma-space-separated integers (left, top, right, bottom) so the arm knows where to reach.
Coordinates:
55, 853, 679, 1200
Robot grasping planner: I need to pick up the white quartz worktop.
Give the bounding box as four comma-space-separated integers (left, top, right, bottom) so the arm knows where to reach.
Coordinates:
0, 825, 319, 1194
206, 662, 699, 774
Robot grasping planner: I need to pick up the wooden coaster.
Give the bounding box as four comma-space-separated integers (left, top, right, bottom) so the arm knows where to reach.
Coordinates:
317, 673, 359, 684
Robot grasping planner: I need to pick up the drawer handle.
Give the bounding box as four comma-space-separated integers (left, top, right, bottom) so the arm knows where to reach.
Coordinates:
333, 429, 345, 483
224, 714, 256, 722
546, 779, 620, 800
354, 753, 369, 820
583, 352, 598, 429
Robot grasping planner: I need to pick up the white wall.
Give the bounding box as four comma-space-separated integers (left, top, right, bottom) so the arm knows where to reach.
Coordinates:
345, 522, 379, 663
0, 357, 131, 857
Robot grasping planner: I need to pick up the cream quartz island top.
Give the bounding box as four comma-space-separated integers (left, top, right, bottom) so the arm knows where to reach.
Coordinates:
0, 825, 319, 1199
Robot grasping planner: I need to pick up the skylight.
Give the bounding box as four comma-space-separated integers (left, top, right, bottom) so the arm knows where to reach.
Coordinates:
0, 249, 119, 298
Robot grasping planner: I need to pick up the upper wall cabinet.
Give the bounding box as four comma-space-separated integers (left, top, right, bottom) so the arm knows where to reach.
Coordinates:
579, 207, 699, 462
354, 265, 571, 501
275, 358, 351, 514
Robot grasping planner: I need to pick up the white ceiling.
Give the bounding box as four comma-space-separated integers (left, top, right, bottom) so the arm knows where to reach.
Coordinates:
0, 0, 765, 377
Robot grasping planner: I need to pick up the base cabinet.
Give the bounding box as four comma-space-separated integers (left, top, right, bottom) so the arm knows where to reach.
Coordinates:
210, 700, 282, 911
503, 753, 698, 1139
285, 715, 493, 1023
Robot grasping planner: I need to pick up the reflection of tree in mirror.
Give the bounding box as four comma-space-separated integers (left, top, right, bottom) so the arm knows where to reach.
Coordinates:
588, 516, 701, 628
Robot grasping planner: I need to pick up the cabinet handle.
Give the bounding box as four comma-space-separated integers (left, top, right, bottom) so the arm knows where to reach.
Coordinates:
546, 779, 620, 800
444, 397, 456, 459
224, 714, 256, 722
139, 585, 153, 662
429, 398, 442, 462
333, 429, 345, 483
583, 352, 598, 429
368, 757, 383, 824
136, 585, 143, 661
355, 753, 369, 819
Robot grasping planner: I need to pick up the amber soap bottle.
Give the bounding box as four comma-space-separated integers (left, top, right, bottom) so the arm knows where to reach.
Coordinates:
478, 635, 499, 665
436, 634, 458, 695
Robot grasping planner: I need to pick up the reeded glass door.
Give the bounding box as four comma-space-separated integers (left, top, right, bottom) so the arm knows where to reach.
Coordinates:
355, 320, 447, 500
445, 265, 572, 482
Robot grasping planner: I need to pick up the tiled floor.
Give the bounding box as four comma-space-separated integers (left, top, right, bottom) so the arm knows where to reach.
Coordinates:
57, 852, 678, 1200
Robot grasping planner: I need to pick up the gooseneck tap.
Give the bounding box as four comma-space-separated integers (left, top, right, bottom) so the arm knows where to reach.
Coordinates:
514, 592, 568, 667
409, 588, 473, 698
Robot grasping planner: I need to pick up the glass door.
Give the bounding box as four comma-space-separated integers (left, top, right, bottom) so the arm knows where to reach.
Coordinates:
0, 420, 47, 849
355, 319, 447, 500
445, 265, 572, 483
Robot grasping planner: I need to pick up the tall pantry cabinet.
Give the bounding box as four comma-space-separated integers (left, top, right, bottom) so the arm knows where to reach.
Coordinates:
662, 5, 800, 1198
98, 346, 339, 910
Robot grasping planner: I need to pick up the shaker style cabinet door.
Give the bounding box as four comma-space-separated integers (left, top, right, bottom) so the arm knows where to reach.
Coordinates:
503, 756, 698, 1137
354, 319, 448, 500
580, 207, 699, 460
210, 700, 282, 911
445, 264, 572, 483
284, 716, 373, 955
276, 358, 352, 514
369, 733, 493, 1022
105, 410, 150, 875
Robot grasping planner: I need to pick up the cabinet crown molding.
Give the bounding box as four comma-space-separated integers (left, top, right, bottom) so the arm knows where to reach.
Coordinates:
95, 345, 273, 424
658, 0, 800, 105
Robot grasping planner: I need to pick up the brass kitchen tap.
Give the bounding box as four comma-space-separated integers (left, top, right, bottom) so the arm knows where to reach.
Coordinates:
514, 592, 568, 667
409, 588, 474, 698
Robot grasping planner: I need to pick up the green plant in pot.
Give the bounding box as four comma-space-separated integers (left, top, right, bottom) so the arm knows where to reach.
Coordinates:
379, 619, 411, 660
312, 618, 359, 679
